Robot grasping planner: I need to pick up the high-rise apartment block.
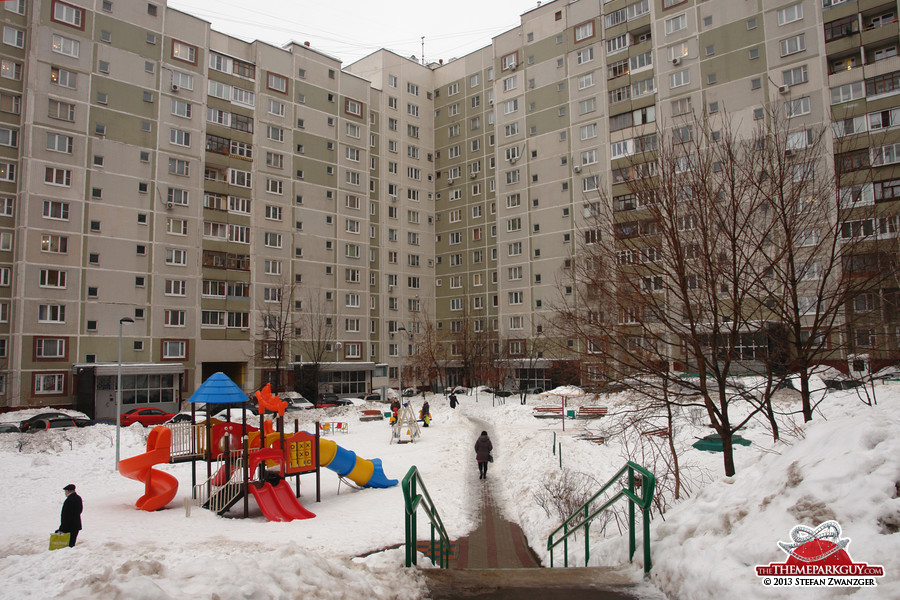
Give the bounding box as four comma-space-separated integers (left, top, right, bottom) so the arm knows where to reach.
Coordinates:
1, 0, 897, 417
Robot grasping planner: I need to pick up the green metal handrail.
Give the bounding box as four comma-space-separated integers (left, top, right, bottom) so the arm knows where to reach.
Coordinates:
546, 461, 655, 576
402, 466, 452, 568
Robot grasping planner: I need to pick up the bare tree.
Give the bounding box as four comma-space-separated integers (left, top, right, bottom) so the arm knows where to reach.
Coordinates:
556, 110, 783, 476
253, 275, 299, 394
407, 305, 447, 393
294, 289, 336, 402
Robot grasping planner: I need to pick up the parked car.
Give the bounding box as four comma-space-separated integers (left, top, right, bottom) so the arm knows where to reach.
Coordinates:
444, 386, 467, 395
402, 387, 417, 397
164, 412, 195, 424
20, 412, 91, 432
280, 391, 315, 411
120, 408, 176, 427
312, 394, 353, 407
0, 423, 21, 433
25, 417, 78, 432
362, 392, 383, 403
525, 387, 544, 395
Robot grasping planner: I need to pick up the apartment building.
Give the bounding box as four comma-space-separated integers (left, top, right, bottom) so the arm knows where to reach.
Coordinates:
1, 0, 897, 415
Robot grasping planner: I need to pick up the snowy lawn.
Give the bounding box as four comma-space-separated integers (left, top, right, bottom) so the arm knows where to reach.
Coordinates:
0, 384, 897, 599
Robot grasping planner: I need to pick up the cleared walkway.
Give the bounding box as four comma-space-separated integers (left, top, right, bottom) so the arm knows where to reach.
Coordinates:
423, 479, 665, 599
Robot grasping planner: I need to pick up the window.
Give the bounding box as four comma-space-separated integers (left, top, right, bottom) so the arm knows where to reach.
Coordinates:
670, 69, 690, 88
168, 158, 190, 176
574, 20, 594, 42
0, 59, 21, 81
162, 340, 186, 359
38, 304, 66, 324
36, 337, 66, 359
44, 167, 70, 187
777, 3, 803, 26
172, 40, 197, 64
783, 65, 808, 87
34, 373, 65, 394
3, 27, 23, 48
169, 129, 191, 147
501, 52, 518, 71
171, 99, 192, 118
40, 269, 66, 289
666, 14, 687, 34
580, 123, 598, 140
166, 248, 186, 265
785, 96, 811, 117
780, 34, 805, 57
171, 70, 194, 90
345, 98, 363, 117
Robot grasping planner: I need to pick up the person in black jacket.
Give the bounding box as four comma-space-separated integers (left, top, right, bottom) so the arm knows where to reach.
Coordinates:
474, 431, 493, 480
57, 484, 83, 547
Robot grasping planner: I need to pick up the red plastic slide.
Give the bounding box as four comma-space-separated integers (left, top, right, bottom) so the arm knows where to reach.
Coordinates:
247, 448, 315, 521
248, 480, 316, 521
118, 426, 179, 511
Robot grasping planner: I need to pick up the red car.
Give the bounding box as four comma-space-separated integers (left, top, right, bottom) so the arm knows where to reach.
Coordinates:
120, 408, 176, 426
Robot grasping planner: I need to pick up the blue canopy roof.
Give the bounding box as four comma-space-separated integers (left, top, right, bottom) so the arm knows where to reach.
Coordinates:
188, 372, 249, 404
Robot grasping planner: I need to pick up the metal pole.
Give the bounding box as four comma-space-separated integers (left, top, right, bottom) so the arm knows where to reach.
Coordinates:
115, 317, 134, 469
398, 326, 406, 400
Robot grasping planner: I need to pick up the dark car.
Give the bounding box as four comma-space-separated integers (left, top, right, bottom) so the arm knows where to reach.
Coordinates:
313, 394, 353, 407
120, 408, 176, 426
25, 417, 78, 432
363, 392, 382, 402
164, 412, 195, 424
20, 412, 90, 432
0, 423, 20, 433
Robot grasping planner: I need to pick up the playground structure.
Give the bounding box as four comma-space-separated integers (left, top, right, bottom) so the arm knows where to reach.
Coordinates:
117, 375, 398, 521
391, 402, 421, 444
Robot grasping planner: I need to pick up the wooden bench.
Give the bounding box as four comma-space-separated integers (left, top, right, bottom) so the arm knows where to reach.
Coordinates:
358, 409, 384, 422
575, 406, 608, 419
532, 406, 565, 418
642, 427, 669, 438
576, 433, 606, 445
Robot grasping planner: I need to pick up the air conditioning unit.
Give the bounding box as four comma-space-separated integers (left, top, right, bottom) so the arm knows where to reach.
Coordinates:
573, 165, 582, 173
166, 201, 174, 209
388, 284, 394, 291
509, 157, 518, 164
778, 85, 790, 95
672, 57, 682, 65
470, 173, 477, 179
447, 178, 454, 184
171, 84, 179, 92
510, 64, 517, 71
488, 99, 493, 106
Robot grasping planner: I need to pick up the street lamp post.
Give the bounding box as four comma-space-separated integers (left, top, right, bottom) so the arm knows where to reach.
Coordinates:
115, 317, 134, 469
397, 326, 406, 400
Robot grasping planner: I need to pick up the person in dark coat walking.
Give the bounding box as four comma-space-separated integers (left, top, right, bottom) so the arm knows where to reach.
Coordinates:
449, 393, 458, 409
474, 431, 492, 480
57, 484, 82, 547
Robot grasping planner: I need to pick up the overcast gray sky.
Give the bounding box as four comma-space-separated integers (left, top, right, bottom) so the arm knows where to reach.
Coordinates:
167, 0, 535, 65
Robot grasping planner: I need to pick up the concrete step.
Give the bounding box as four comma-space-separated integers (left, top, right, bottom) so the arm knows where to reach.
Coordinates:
423, 567, 665, 599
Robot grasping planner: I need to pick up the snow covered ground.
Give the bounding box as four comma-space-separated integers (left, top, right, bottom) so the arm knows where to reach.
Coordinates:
0, 382, 897, 599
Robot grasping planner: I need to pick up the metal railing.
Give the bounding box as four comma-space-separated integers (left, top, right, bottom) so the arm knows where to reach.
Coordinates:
402, 466, 452, 568
193, 452, 244, 515
547, 461, 655, 576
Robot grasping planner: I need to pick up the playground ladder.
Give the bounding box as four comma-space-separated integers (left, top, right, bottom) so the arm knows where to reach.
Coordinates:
546, 462, 655, 576
194, 453, 245, 515
402, 466, 452, 569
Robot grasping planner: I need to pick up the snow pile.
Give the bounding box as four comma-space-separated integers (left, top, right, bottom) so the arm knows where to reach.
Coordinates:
0, 384, 897, 599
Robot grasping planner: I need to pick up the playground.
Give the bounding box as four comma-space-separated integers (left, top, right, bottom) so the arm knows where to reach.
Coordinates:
0, 378, 898, 599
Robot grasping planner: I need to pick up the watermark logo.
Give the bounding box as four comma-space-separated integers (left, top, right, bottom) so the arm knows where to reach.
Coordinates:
756, 520, 884, 588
